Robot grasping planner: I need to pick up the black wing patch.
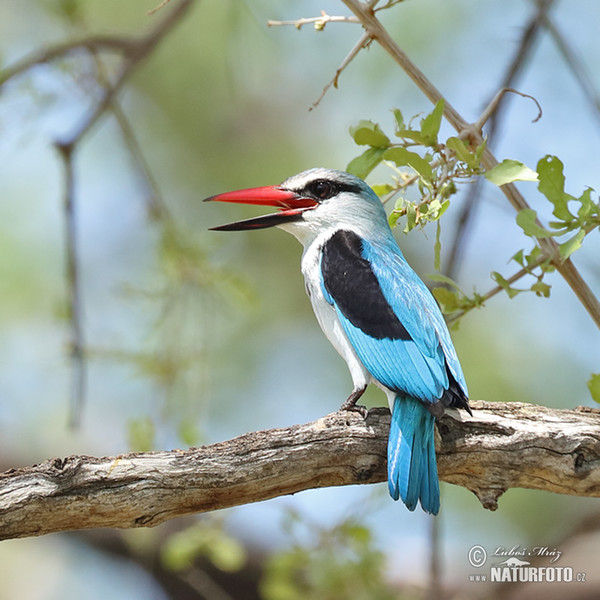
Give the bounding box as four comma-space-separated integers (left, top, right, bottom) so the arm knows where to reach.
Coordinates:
321, 230, 411, 341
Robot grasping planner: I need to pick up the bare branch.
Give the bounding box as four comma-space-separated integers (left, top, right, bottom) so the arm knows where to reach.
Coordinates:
2, 402, 600, 541
57, 0, 194, 147
447, 251, 552, 323
310, 32, 371, 111
469, 88, 542, 135
1, 0, 194, 427
340, 0, 600, 331
539, 4, 600, 124
53, 142, 86, 429
0, 36, 138, 85
445, 0, 555, 278
267, 12, 359, 30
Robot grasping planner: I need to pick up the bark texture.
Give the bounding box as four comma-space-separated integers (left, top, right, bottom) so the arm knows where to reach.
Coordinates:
1, 401, 600, 540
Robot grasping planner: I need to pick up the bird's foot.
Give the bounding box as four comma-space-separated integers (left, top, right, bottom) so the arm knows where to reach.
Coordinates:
340, 386, 368, 419
343, 403, 369, 418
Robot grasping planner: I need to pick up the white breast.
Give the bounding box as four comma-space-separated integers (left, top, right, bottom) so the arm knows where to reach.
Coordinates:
300, 230, 372, 393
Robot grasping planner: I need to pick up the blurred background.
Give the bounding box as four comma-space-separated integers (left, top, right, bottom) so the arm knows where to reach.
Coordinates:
1, 0, 599, 598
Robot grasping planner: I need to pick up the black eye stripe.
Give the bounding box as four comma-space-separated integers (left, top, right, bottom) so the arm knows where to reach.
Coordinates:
301, 179, 363, 202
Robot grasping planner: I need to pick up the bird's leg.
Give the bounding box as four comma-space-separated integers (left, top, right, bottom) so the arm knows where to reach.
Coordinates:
340, 385, 368, 418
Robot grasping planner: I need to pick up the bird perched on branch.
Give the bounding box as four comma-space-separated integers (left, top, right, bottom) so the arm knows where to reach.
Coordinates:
205, 168, 471, 514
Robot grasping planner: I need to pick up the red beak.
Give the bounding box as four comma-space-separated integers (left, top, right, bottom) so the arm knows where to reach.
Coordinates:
204, 185, 317, 231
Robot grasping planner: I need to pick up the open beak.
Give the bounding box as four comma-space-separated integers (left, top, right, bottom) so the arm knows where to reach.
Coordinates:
204, 185, 317, 231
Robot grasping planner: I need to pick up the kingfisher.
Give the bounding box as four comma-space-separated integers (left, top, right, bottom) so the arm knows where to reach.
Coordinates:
205, 168, 471, 514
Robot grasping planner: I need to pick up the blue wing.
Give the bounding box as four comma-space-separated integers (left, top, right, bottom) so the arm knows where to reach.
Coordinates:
320, 229, 467, 403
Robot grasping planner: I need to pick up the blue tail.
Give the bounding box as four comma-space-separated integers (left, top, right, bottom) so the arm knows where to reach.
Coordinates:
387, 395, 440, 515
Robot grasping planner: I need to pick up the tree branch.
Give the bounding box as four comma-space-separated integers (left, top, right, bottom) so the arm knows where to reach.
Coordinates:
340, 0, 600, 331
2, 401, 600, 541
1, 0, 195, 427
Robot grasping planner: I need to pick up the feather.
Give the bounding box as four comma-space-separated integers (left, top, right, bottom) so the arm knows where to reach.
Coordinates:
388, 395, 440, 514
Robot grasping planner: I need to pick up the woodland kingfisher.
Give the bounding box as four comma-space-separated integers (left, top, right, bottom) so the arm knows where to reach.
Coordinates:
205, 168, 471, 514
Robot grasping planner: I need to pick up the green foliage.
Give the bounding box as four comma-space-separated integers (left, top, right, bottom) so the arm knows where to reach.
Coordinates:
484, 159, 538, 186
347, 110, 598, 327
349, 120, 391, 147
588, 374, 600, 404
511, 157, 600, 261
347, 147, 388, 179
427, 274, 484, 327
347, 101, 485, 235
260, 514, 396, 600
161, 520, 246, 572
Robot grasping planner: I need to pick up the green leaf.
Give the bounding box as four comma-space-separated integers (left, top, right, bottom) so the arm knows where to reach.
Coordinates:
396, 129, 428, 145
511, 249, 525, 267
392, 108, 405, 135
558, 229, 585, 261
432, 287, 460, 313
346, 146, 386, 179
383, 147, 433, 182
427, 273, 463, 292
162, 524, 246, 573
537, 155, 574, 221
404, 202, 418, 232
474, 138, 487, 163
491, 271, 521, 299
516, 208, 555, 238
446, 136, 479, 169
588, 373, 600, 404
485, 159, 538, 186
208, 535, 247, 572
349, 120, 390, 147
178, 419, 201, 446
371, 183, 394, 197
577, 188, 596, 219
419, 99, 444, 146
530, 281, 551, 297
388, 209, 401, 229
537, 155, 573, 221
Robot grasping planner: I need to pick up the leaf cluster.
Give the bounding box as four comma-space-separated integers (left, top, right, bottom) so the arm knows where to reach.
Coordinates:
346, 104, 599, 401
260, 513, 397, 600
514, 156, 600, 261
347, 100, 486, 234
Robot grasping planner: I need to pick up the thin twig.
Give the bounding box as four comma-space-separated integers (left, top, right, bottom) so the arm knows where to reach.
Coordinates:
2, 0, 195, 426
469, 88, 542, 135
341, 0, 600, 331
310, 31, 371, 111
147, 0, 173, 16
91, 52, 170, 221
0, 36, 139, 85
539, 2, 600, 124
267, 12, 359, 30
54, 141, 86, 429
57, 0, 194, 148
448, 252, 551, 323
446, 0, 553, 278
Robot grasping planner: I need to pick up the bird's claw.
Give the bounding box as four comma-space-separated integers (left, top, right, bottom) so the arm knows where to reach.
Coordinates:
342, 403, 369, 419
340, 386, 369, 418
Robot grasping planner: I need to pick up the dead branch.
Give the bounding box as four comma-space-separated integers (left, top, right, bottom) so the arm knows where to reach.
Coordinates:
1, 401, 600, 541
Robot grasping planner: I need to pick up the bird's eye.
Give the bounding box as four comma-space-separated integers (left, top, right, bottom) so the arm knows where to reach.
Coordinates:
309, 179, 336, 200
